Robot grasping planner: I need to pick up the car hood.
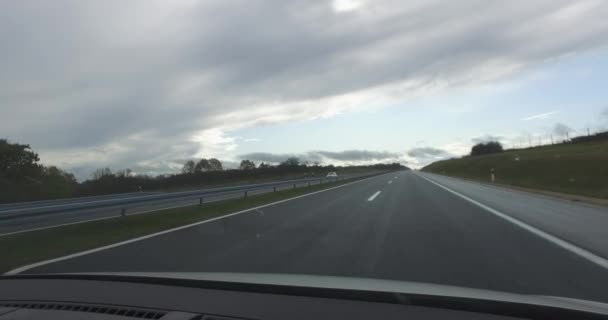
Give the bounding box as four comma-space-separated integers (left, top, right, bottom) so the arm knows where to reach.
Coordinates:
30, 272, 608, 315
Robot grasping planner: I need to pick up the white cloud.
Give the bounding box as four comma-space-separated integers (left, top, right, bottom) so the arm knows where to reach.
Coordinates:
521, 110, 560, 121
191, 129, 238, 160
332, 0, 365, 12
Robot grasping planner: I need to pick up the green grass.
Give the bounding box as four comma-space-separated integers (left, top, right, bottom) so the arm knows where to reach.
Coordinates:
422, 141, 608, 199
0, 175, 372, 274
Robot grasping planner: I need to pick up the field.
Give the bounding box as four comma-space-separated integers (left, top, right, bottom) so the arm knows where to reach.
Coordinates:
422, 141, 608, 199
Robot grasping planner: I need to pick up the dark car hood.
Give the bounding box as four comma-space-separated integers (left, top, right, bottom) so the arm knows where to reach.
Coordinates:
33, 272, 608, 315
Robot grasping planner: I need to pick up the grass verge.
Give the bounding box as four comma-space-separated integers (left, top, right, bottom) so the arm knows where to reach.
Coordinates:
422, 141, 608, 199
0, 175, 372, 274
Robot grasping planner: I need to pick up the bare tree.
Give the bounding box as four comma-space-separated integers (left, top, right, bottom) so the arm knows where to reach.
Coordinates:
208, 158, 223, 171
182, 160, 196, 174
116, 168, 132, 178
194, 159, 211, 172
240, 160, 255, 170
92, 167, 112, 180
280, 157, 300, 167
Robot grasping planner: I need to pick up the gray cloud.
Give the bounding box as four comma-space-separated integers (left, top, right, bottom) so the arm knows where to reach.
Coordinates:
2, 1, 608, 175
314, 150, 400, 161
471, 135, 505, 144
407, 147, 451, 158
238, 152, 302, 164
601, 107, 608, 120
239, 150, 400, 164
553, 122, 573, 137
406, 146, 456, 169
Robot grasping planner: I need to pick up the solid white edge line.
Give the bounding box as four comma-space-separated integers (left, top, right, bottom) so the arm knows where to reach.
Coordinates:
368, 191, 381, 202
415, 172, 608, 270
4, 174, 382, 275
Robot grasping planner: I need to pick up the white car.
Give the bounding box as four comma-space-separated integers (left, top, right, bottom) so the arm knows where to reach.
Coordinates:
326, 172, 338, 178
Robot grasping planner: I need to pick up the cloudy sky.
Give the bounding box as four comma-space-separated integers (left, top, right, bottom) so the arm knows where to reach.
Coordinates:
2, 0, 608, 179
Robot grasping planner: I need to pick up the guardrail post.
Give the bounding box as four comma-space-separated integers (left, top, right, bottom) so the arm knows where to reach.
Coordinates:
308, 181, 311, 187
273, 186, 277, 192
121, 208, 126, 217
293, 183, 296, 189
199, 197, 203, 205
244, 191, 248, 198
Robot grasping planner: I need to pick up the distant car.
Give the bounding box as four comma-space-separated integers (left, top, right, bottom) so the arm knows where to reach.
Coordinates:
326, 172, 338, 178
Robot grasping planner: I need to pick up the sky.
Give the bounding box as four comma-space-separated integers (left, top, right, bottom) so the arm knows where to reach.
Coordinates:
2, 0, 608, 180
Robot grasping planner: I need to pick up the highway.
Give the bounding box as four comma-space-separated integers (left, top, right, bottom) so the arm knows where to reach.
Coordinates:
0, 175, 363, 236
12, 171, 608, 303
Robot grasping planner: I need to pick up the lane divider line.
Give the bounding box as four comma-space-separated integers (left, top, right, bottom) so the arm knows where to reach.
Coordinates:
368, 191, 382, 202
5, 173, 388, 275
388, 180, 393, 184
415, 172, 608, 270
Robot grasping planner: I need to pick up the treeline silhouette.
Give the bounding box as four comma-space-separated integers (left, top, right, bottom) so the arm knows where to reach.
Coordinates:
0, 139, 78, 203
1, 139, 405, 203
570, 131, 608, 144
470, 141, 504, 156
468, 130, 608, 157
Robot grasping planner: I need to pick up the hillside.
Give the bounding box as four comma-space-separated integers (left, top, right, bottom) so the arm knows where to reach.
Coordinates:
422, 141, 608, 199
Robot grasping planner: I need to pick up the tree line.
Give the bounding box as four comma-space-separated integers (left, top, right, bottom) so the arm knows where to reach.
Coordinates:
470, 141, 504, 156
1, 139, 406, 203
0, 139, 78, 203
469, 129, 608, 157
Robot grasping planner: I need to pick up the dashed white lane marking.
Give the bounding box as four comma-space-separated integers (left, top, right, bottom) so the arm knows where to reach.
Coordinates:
368, 191, 381, 202
388, 180, 393, 184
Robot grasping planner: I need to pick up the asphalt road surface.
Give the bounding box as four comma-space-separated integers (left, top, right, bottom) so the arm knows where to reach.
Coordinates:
15, 171, 608, 303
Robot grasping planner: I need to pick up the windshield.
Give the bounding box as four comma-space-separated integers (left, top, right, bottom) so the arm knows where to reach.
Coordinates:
2, 0, 608, 305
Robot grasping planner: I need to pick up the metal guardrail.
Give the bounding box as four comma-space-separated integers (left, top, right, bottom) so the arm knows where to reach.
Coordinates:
0, 173, 378, 221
